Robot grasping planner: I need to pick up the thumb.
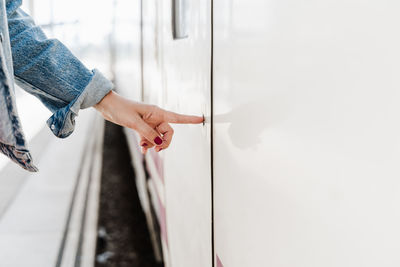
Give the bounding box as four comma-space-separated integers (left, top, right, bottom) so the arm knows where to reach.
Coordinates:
135, 118, 164, 146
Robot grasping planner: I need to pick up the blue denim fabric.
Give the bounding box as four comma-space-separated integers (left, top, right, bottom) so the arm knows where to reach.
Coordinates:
0, 0, 113, 172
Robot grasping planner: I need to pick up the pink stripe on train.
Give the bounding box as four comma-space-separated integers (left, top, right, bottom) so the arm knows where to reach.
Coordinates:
217, 255, 224, 267
156, 189, 169, 248
149, 149, 164, 184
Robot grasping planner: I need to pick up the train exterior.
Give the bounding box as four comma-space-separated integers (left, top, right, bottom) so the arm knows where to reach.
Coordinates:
116, 0, 400, 267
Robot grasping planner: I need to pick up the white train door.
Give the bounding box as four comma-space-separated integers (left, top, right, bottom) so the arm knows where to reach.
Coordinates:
142, 0, 212, 266
213, 1, 400, 266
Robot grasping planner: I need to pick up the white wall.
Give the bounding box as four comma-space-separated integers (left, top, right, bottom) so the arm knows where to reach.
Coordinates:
213, 1, 400, 266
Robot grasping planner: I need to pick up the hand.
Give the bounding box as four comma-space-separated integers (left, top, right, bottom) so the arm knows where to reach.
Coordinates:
94, 91, 204, 154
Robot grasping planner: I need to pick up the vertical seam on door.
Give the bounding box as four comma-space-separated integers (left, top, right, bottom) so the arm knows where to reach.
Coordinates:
210, 0, 215, 266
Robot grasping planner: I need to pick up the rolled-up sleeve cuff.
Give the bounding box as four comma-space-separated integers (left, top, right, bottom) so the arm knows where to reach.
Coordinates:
0, 143, 38, 172
46, 69, 113, 138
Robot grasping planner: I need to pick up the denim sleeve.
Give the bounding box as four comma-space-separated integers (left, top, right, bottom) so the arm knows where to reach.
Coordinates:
6, 0, 113, 138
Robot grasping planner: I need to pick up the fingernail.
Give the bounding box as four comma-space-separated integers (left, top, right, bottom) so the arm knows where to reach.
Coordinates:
141, 143, 148, 147
158, 148, 163, 152
154, 136, 163, 145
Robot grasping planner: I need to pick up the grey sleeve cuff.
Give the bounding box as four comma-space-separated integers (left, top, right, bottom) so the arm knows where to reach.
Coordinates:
80, 69, 114, 109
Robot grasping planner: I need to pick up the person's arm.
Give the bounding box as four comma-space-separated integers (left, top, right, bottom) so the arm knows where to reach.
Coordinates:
7, 0, 112, 138
7, 0, 203, 151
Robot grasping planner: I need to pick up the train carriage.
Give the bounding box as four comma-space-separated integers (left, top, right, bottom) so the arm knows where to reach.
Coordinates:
116, 1, 400, 267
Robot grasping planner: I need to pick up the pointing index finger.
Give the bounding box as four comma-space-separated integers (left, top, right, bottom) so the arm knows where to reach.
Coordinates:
164, 110, 204, 124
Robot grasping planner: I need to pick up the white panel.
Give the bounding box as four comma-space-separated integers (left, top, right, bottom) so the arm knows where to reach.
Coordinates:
214, 1, 400, 266
142, 0, 212, 266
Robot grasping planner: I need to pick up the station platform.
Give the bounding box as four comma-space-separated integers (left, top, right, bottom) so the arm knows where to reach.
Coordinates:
0, 109, 103, 267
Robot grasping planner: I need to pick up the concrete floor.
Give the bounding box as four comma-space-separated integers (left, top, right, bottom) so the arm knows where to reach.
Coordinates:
0, 114, 162, 267
0, 110, 96, 267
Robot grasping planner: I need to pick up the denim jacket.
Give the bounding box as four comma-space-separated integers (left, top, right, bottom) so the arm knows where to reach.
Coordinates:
0, 0, 113, 172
